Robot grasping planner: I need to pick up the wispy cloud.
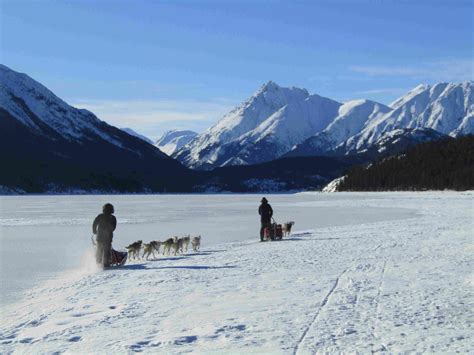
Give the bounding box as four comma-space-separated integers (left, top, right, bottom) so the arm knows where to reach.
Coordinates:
349, 59, 473, 82
68, 98, 236, 139
354, 88, 409, 95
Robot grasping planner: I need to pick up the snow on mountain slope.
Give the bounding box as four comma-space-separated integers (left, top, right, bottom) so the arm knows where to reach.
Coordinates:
344, 82, 473, 151
121, 128, 154, 145
288, 99, 391, 157
355, 128, 449, 157
0, 65, 194, 193
155, 130, 198, 156
175, 81, 472, 169
173, 81, 311, 169
389, 84, 429, 109
0, 64, 125, 147
288, 82, 473, 158
221, 94, 341, 166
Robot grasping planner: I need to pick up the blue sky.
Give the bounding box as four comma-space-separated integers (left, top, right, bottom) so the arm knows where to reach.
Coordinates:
1, 0, 473, 140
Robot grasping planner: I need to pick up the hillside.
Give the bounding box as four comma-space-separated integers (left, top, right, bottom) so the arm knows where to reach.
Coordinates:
0, 65, 196, 193
337, 135, 474, 191
198, 155, 360, 192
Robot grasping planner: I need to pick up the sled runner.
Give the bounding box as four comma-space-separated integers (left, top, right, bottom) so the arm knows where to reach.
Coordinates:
263, 219, 283, 241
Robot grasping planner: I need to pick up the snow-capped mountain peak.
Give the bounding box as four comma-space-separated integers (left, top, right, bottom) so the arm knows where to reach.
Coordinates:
174, 80, 473, 169
389, 84, 429, 109
155, 130, 198, 156
173, 81, 312, 169
347, 81, 473, 151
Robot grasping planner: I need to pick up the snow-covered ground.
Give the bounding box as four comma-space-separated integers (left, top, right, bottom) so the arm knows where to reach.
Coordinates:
0, 192, 472, 353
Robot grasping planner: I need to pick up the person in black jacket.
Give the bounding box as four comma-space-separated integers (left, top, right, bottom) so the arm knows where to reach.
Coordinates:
258, 197, 273, 242
92, 203, 117, 267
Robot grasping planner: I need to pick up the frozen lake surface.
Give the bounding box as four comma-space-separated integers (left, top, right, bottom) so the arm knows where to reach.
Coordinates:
1, 192, 472, 353
0, 193, 414, 307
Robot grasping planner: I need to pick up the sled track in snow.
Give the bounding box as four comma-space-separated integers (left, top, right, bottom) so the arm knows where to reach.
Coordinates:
371, 260, 388, 353
292, 267, 348, 355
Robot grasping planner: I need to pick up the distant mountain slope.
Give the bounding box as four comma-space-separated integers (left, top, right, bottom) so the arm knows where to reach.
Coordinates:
215, 94, 341, 167
342, 82, 473, 153
196, 155, 359, 192
287, 99, 391, 157
175, 81, 473, 170
289, 82, 473, 158
121, 127, 154, 145
155, 130, 197, 156
173, 82, 342, 169
0, 64, 195, 193
337, 135, 474, 191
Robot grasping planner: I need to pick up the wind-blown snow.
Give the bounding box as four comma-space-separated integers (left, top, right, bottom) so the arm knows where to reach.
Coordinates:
0, 192, 471, 353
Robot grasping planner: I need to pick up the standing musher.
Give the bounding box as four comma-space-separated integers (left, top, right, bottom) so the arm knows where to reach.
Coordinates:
258, 197, 273, 242
92, 203, 117, 268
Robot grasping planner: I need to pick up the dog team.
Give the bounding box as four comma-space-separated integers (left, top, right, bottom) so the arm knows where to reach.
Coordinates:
93, 197, 294, 267
126, 235, 202, 261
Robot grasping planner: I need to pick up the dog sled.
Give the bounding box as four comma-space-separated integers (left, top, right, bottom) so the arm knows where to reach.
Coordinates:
109, 249, 127, 266
91, 235, 128, 267
263, 218, 284, 241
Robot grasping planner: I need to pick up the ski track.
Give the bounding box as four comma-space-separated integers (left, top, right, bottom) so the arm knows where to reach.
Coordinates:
372, 260, 388, 354
293, 267, 348, 355
0, 192, 472, 354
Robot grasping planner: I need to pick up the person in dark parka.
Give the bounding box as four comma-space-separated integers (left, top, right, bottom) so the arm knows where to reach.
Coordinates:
92, 203, 117, 267
258, 197, 273, 242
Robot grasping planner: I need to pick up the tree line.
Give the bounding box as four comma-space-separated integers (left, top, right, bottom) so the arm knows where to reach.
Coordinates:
337, 135, 474, 191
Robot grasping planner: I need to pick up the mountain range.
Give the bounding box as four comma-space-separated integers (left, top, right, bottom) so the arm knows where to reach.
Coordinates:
1, 63, 472, 193
173, 81, 473, 169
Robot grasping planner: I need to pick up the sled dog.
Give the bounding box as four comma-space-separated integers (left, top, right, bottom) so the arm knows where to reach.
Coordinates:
142, 241, 161, 260
171, 237, 183, 256
162, 238, 174, 255
126, 240, 142, 260
151, 240, 161, 254
191, 235, 201, 251
283, 221, 295, 237
182, 235, 191, 252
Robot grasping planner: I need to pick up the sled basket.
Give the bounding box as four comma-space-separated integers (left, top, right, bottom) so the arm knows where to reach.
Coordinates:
264, 220, 284, 241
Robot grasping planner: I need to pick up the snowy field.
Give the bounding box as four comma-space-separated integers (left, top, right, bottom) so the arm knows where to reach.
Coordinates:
0, 192, 472, 353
